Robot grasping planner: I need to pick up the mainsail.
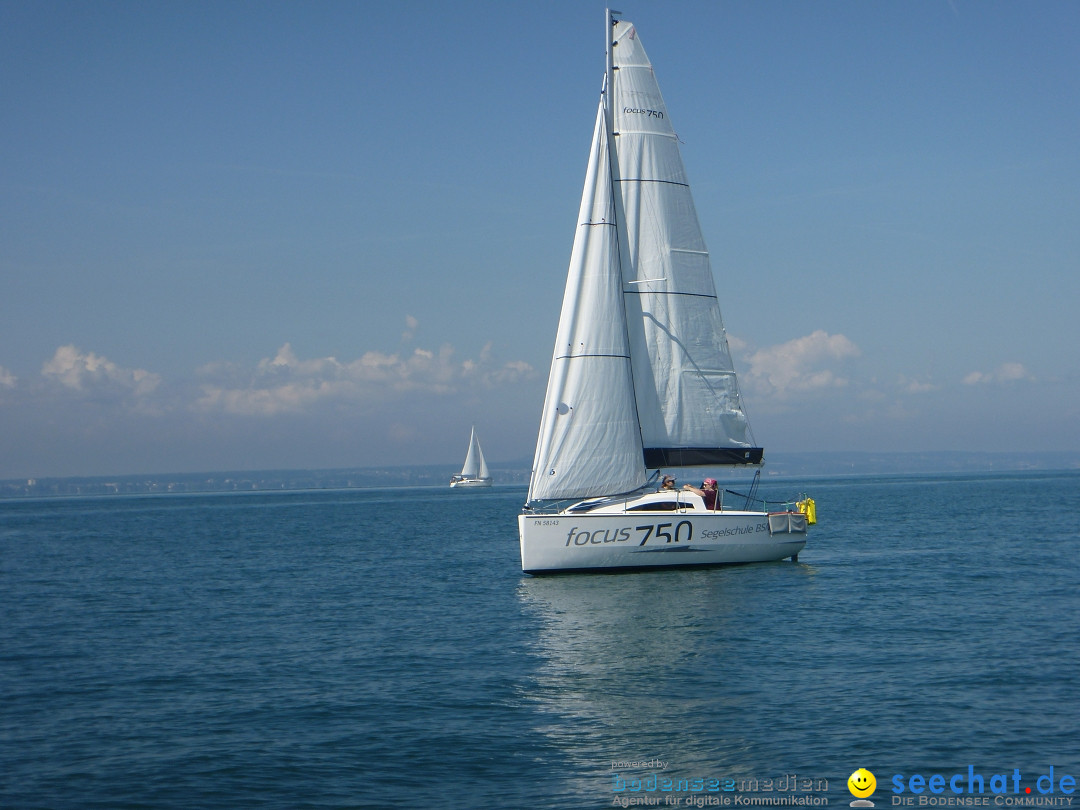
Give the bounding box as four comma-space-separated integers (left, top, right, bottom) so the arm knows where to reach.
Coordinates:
611, 23, 757, 469
527, 17, 758, 504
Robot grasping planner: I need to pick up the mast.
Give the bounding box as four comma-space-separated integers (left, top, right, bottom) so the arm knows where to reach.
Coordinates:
604, 9, 617, 139
605, 9, 650, 469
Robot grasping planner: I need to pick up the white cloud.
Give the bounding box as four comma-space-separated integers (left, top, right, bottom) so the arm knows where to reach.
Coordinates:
402, 314, 419, 342
726, 334, 749, 354
491, 359, 533, 383
963, 362, 1033, 385
0, 366, 16, 389
41, 345, 161, 397
194, 342, 535, 417
898, 375, 936, 394
742, 330, 860, 398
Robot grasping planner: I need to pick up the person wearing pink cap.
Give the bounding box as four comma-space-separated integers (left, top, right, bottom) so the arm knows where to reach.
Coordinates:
683, 478, 719, 510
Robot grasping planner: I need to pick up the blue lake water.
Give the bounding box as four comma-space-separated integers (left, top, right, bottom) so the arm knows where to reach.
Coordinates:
2, 471, 1078, 809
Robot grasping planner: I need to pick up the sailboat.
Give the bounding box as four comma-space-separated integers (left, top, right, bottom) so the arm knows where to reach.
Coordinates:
450, 426, 493, 488
517, 11, 813, 574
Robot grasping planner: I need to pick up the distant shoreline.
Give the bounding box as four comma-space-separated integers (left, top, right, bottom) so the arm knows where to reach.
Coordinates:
2, 451, 1077, 500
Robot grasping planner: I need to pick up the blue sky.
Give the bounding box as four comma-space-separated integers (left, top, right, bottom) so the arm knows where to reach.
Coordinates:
2, 0, 1078, 478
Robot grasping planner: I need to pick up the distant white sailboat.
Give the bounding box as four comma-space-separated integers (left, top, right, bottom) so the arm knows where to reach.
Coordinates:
517, 10, 815, 573
450, 426, 493, 488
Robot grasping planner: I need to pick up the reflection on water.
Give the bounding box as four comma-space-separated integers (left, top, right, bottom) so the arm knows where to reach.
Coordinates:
516, 563, 821, 797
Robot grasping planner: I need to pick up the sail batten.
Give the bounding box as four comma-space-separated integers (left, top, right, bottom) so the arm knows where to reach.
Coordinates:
617, 178, 688, 186
556, 353, 631, 360
624, 291, 718, 299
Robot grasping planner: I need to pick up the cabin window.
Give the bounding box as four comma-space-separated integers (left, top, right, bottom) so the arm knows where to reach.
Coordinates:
627, 501, 681, 511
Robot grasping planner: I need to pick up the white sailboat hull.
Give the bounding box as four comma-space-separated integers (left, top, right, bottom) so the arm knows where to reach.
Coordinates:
518, 509, 805, 574
449, 477, 493, 488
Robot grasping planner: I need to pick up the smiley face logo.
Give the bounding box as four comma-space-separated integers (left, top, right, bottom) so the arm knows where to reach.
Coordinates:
848, 768, 877, 798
